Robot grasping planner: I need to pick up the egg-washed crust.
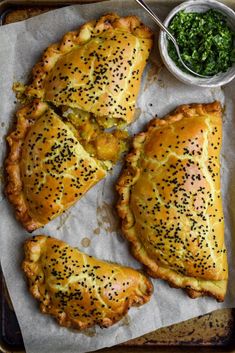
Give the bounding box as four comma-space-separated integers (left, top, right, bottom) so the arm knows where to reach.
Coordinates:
5, 100, 106, 232
22, 13, 153, 128
22, 235, 153, 329
116, 102, 228, 302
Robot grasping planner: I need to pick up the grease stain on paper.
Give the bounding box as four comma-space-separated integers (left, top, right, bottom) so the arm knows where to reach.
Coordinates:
132, 107, 142, 123
72, 327, 96, 337
93, 227, 100, 235
96, 201, 120, 234
121, 315, 131, 326
95, 180, 124, 242
80, 237, 91, 248
144, 59, 163, 91
82, 327, 96, 337
57, 210, 71, 230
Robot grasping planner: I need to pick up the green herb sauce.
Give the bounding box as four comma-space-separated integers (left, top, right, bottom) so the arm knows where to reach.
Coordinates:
168, 9, 235, 76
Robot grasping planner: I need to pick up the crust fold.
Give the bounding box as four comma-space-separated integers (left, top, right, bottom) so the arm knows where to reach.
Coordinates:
5, 100, 49, 231
116, 102, 228, 302
22, 235, 153, 329
20, 13, 153, 127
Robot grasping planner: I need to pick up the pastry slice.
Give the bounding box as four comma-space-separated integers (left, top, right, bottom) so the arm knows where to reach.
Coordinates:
22, 235, 153, 329
116, 102, 228, 301
5, 100, 113, 232
14, 13, 153, 128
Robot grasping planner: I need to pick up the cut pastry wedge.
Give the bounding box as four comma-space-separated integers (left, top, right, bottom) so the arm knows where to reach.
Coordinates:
116, 102, 228, 301
22, 235, 153, 329
5, 100, 127, 232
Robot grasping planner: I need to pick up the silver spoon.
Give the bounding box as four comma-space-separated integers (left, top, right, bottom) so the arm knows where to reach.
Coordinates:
135, 0, 211, 78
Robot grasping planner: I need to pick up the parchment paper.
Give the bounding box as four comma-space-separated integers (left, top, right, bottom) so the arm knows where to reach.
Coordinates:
0, 1, 234, 353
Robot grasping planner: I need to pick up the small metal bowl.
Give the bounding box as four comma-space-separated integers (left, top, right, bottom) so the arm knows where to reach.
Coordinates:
159, 0, 235, 87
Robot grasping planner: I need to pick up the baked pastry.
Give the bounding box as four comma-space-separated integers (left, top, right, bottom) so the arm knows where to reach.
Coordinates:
5, 100, 108, 232
6, 13, 153, 230
15, 13, 153, 128
116, 102, 228, 301
4, 7, 51, 24
22, 235, 153, 329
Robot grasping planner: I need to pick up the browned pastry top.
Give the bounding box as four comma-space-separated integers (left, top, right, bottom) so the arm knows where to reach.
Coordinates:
5, 100, 106, 231
6, 13, 153, 230
22, 235, 153, 329
117, 102, 228, 301
23, 13, 153, 128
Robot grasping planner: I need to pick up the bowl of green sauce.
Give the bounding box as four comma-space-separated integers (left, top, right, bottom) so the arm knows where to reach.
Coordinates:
159, 0, 235, 87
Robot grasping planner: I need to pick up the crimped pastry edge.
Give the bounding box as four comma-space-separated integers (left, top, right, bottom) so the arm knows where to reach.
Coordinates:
116, 101, 227, 302
24, 13, 153, 101
22, 235, 153, 330
5, 100, 49, 232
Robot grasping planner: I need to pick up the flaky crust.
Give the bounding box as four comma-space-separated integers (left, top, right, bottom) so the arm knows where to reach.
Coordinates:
23, 13, 153, 127
22, 235, 153, 329
116, 102, 228, 302
5, 100, 106, 232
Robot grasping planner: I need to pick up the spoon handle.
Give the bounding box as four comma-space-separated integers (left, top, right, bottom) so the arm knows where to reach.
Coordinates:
135, 0, 211, 78
135, 0, 176, 45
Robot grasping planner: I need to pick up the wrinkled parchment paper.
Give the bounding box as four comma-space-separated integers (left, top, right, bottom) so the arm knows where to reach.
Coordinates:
0, 1, 235, 352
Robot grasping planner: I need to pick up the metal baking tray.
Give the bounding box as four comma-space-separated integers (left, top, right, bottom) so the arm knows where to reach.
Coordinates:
0, 0, 108, 25
0, 1, 235, 352
1, 266, 235, 353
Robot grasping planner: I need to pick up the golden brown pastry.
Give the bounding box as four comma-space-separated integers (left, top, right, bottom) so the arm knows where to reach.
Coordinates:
116, 102, 228, 302
5, 100, 106, 232
22, 235, 153, 329
17, 13, 153, 128
6, 14, 152, 230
